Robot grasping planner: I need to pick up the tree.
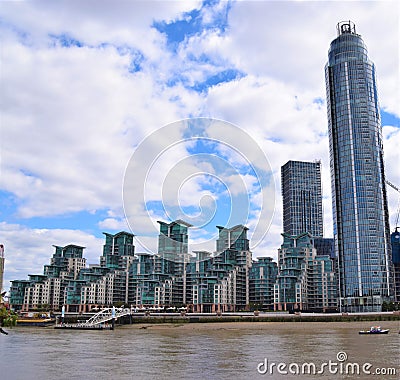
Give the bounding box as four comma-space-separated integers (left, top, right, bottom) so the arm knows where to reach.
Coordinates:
0, 306, 18, 327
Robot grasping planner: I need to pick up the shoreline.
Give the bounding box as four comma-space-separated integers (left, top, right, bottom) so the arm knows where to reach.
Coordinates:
40, 311, 400, 327
119, 312, 400, 325
120, 319, 400, 331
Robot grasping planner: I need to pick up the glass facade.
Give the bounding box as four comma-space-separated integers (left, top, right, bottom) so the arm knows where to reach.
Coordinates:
216, 225, 250, 252
391, 228, 400, 301
325, 21, 393, 311
101, 231, 135, 269
158, 220, 192, 259
249, 257, 278, 310
313, 237, 335, 259
281, 160, 323, 237
274, 233, 337, 312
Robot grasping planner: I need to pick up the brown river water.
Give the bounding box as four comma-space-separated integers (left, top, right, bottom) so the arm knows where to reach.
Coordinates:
1, 321, 399, 380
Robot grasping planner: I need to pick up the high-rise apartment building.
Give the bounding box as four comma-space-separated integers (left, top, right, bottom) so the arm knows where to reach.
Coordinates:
249, 257, 277, 310
281, 160, 323, 237
391, 228, 400, 302
274, 233, 337, 312
101, 231, 136, 270
157, 220, 193, 304
325, 21, 393, 311
158, 220, 192, 262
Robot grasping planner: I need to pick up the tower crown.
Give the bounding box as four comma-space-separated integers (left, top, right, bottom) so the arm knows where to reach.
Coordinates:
336, 21, 356, 36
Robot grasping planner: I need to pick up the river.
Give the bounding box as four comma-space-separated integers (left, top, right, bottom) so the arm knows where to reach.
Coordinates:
1, 321, 399, 380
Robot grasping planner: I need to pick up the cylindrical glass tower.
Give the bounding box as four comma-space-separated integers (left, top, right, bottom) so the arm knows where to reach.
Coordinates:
325, 21, 393, 312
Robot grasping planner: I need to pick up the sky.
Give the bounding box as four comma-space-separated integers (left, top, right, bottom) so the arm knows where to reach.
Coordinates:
1, 0, 399, 292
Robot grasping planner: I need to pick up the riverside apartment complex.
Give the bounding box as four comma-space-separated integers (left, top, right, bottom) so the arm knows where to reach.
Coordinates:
10, 222, 274, 313
10, 219, 338, 313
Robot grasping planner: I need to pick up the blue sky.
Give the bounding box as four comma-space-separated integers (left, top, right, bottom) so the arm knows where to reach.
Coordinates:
0, 0, 399, 291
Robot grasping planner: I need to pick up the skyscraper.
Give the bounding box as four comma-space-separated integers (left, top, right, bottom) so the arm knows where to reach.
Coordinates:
391, 228, 400, 302
325, 21, 393, 311
281, 160, 323, 237
157, 219, 192, 304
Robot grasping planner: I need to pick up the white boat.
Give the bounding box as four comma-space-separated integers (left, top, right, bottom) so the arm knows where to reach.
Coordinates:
359, 326, 389, 335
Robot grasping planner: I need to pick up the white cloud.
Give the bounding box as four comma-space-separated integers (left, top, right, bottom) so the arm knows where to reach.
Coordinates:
97, 217, 130, 232
382, 126, 400, 228
1, 31, 204, 218
224, 1, 399, 116
0, 222, 104, 291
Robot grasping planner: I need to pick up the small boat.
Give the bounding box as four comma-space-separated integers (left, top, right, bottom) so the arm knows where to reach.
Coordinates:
17, 312, 56, 327
359, 326, 389, 335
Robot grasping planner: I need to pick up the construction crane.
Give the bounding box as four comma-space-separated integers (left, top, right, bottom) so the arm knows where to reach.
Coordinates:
386, 180, 400, 229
